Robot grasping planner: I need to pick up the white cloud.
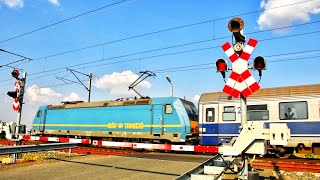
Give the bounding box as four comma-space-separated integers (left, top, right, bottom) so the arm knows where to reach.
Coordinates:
0, 0, 24, 8
26, 85, 63, 105
192, 94, 200, 104
48, 0, 60, 6
257, 0, 320, 32
62, 92, 81, 102
94, 70, 152, 97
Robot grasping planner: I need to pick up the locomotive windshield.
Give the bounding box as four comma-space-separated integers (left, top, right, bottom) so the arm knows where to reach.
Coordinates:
181, 99, 199, 121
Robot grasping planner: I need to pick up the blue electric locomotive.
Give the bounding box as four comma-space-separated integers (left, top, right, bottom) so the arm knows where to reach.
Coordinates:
31, 97, 199, 144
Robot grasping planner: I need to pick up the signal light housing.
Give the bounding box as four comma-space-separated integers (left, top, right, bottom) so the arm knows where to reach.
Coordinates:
7, 91, 18, 99
228, 17, 244, 33
11, 69, 19, 79
228, 17, 246, 44
253, 56, 266, 76
216, 59, 228, 78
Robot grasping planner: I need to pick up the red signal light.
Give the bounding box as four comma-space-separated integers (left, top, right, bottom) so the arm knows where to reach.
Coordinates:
216, 59, 227, 78
253, 56, 266, 76
11, 69, 19, 79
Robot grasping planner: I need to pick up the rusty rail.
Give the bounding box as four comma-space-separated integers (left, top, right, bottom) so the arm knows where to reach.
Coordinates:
252, 158, 320, 173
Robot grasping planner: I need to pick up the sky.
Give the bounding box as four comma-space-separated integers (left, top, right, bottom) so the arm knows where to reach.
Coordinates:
0, 0, 319, 129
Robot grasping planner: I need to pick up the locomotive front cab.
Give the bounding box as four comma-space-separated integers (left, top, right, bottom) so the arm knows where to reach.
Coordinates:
31, 105, 50, 135
180, 99, 199, 144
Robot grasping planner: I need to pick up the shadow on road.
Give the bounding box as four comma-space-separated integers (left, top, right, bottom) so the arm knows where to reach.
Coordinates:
50, 158, 180, 177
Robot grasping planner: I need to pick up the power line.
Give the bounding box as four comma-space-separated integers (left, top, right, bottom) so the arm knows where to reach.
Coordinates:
7, 18, 318, 74
31, 55, 320, 90
0, 28, 319, 86
0, 0, 135, 44
7, 0, 313, 65
0, 0, 314, 73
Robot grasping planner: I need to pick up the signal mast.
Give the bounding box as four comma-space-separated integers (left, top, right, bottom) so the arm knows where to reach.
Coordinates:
215, 18, 288, 180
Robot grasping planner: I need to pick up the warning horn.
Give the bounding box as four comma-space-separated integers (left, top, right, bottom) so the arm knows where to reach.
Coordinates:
228, 17, 244, 33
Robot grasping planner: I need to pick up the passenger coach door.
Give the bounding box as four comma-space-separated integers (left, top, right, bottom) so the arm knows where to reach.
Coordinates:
199, 104, 219, 145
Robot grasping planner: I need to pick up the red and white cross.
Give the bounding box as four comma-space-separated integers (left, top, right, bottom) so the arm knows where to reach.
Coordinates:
13, 81, 22, 111
221, 38, 260, 98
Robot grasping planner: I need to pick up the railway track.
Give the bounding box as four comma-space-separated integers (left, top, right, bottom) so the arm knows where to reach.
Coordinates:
252, 158, 320, 173
1, 138, 320, 173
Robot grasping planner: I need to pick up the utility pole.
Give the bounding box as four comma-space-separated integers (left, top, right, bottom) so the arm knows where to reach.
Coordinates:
88, 73, 92, 102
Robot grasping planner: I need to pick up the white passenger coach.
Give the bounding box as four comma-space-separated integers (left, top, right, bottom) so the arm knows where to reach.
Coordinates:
199, 84, 320, 154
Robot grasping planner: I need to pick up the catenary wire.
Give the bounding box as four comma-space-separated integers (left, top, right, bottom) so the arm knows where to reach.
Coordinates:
1, 22, 318, 83
0, 0, 135, 44
0, 29, 319, 87
3, 0, 312, 68
33, 55, 320, 89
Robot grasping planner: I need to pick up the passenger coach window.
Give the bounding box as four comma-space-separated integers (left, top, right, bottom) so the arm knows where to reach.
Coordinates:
223, 106, 236, 121
206, 108, 215, 122
280, 101, 308, 120
247, 104, 269, 121
165, 104, 173, 114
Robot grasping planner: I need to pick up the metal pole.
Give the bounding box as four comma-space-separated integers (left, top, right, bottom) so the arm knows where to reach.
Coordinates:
13, 72, 27, 163
240, 156, 249, 180
170, 82, 173, 97
239, 94, 248, 180
166, 76, 173, 97
88, 73, 92, 102
240, 94, 247, 129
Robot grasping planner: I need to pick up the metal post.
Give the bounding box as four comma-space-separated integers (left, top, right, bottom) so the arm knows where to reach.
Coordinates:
240, 156, 249, 180
240, 94, 247, 130
69, 148, 72, 157
88, 73, 92, 102
13, 72, 27, 163
166, 76, 173, 97
239, 94, 248, 180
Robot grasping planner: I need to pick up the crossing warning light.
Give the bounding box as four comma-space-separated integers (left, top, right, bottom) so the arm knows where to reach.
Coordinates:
7, 70, 21, 99
228, 17, 245, 52
7, 91, 17, 98
216, 59, 228, 78
11, 69, 19, 79
228, 17, 244, 33
254, 56, 266, 76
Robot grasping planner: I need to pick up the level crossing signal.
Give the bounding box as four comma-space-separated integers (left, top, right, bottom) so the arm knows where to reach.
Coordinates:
253, 56, 266, 76
11, 69, 19, 79
216, 59, 228, 78
216, 17, 266, 98
7, 69, 23, 111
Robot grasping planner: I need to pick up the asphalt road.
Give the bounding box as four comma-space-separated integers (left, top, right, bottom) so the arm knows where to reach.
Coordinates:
1, 153, 210, 180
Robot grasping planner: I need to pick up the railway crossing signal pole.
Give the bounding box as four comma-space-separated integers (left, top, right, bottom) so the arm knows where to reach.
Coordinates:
216, 17, 267, 180
7, 70, 27, 163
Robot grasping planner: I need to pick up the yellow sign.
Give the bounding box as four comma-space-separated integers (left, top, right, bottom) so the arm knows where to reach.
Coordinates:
107, 122, 144, 129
